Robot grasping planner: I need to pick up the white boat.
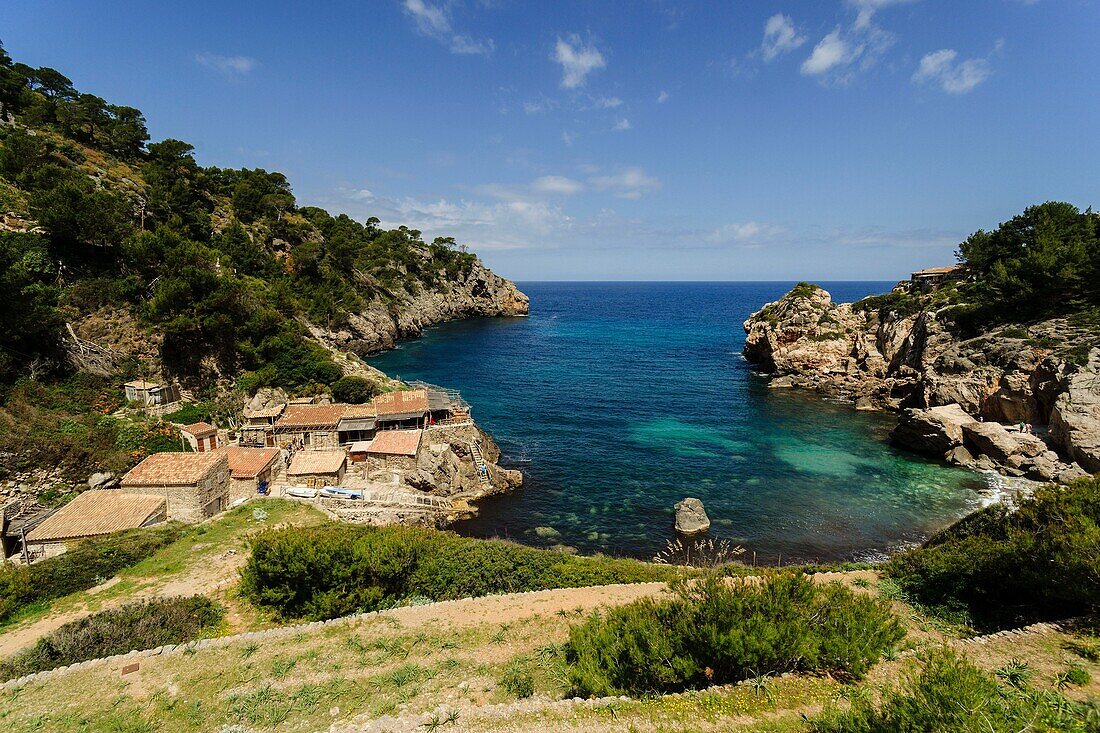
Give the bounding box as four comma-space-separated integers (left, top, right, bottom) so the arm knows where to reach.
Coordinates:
285, 486, 317, 499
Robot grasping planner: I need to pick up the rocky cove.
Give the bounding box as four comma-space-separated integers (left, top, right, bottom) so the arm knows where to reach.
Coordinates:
742, 282, 1099, 484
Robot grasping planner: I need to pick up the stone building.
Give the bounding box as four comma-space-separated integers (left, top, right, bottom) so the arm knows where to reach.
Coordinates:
121, 452, 230, 523
354, 429, 422, 471
180, 422, 220, 452
223, 446, 282, 503
123, 380, 180, 406
373, 389, 431, 430
240, 404, 285, 447
24, 490, 167, 561
274, 404, 347, 449
286, 450, 347, 488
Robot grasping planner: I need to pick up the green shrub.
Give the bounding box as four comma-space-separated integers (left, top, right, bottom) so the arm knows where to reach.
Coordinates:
811, 649, 1099, 732
563, 574, 903, 697
0, 596, 223, 679
330, 376, 378, 404
885, 478, 1100, 630
499, 658, 536, 698
240, 523, 680, 621
0, 523, 184, 623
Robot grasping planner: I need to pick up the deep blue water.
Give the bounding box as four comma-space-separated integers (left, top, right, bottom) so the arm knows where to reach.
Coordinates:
369, 282, 991, 563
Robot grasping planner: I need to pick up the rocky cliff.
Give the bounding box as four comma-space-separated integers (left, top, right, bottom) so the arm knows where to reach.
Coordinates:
309, 262, 528, 357
743, 283, 1098, 482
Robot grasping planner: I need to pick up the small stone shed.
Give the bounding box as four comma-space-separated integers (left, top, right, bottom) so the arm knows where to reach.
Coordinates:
180, 422, 220, 452
373, 390, 431, 430
286, 450, 347, 488
24, 490, 167, 561
121, 451, 230, 523
240, 404, 285, 447
355, 429, 422, 471
224, 446, 281, 503
123, 380, 180, 406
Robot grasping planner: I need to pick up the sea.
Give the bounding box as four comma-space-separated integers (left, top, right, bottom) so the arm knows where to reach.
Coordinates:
368, 281, 1003, 563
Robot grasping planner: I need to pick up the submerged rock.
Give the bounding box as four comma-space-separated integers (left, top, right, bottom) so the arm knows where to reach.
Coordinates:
674, 497, 710, 536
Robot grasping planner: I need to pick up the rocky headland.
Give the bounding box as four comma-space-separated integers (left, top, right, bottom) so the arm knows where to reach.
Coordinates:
743, 282, 1099, 483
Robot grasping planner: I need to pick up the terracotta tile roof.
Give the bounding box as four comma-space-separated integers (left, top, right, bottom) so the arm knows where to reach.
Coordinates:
288, 451, 346, 476
223, 446, 280, 478
181, 421, 217, 437
244, 405, 285, 420
124, 380, 160, 389
27, 491, 166, 543
121, 452, 227, 487
275, 404, 347, 429
912, 265, 961, 276
372, 389, 429, 416
364, 429, 422, 456
342, 404, 377, 418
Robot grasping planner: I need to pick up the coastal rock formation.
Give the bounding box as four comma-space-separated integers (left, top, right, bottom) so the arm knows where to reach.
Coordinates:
1049, 349, 1100, 473
744, 284, 1098, 482
312, 262, 529, 356
674, 497, 711, 536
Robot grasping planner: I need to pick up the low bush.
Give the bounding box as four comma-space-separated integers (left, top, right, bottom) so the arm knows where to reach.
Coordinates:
0, 596, 223, 679
811, 649, 1099, 732
563, 573, 903, 697
239, 523, 682, 621
0, 523, 184, 624
885, 477, 1100, 630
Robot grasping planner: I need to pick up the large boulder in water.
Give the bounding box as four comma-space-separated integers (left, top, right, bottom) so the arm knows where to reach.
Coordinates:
674, 497, 710, 536
962, 421, 1026, 463
890, 404, 975, 456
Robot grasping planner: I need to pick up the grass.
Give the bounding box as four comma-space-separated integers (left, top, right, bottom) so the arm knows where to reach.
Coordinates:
3, 570, 1100, 732
0, 499, 326, 637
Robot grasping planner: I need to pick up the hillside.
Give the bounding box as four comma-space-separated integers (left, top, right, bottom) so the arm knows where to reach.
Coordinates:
0, 40, 526, 493
0, 39, 526, 391
743, 202, 1100, 481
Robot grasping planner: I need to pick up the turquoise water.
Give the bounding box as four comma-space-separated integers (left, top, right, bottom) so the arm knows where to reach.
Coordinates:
369, 282, 991, 563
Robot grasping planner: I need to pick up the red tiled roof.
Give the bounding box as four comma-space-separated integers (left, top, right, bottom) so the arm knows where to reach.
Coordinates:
364, 429, 422, 456
288, 451, 346, 476
342, 403, 377, 418
27, 491, 165, 543
121, 452, 227, 486
372, 389, 429, 416
275, 404, 347, 429
181, 421, 217, 437
912, 265, 961, 276
223, 446, 280, 478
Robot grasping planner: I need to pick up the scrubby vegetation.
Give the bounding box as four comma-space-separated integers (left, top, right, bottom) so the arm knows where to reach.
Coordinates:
563, 573, 902, 697
0, 39, 481, 389
0, 596, 223, 680
0, 523, 183, 624
0, 373, 188, 483
885, 477, 1100, 630
240, 523, 683, 621
811, 649, 1099, 732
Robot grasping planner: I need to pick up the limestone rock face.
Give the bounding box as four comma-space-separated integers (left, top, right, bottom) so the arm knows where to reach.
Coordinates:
244, 387, 288, 416
1049, 348, 1100, 473
962, 422, 1024, 463
312, 262, 529, 357
87, 471, 116, 489
890, 404, 975, 456
674, 497, 711, 536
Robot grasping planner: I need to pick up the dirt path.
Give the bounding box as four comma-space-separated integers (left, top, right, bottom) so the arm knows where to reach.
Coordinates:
0, 547, 245, 658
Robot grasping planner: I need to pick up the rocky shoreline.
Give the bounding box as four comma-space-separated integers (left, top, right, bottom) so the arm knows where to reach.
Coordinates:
742, 283, 1098, 483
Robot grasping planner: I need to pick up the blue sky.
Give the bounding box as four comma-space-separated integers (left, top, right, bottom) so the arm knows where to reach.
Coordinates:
2, 1, 1098, 280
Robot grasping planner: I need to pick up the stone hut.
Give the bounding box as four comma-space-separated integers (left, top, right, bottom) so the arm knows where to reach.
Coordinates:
25, 490, 166, 561
180, 422, 220, 452
123, 380, 180, 406
373, 390, 431, 430
274, 404, 347, 450
355, 429, 422, 471
337, 404, 378, 446
121, 452, 230, 523
286, 451, 347, 488
223, 446, 282, 503
240, 404, 285, 447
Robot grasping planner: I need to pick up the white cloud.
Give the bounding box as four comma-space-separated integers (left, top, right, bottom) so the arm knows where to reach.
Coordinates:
800, 28, 854, 75
553, 35, 606, 88
913, 48, 991, 93
848, 0, 916, 30
761, 14, 807, 62
657, 90, 670, 103
612, 118, 632, 131
589, 167, 660, 199
402, 0, 494, 56
532, 175, 584, 195
561, 130, 575, 146
195, 53, 257, 76
594, 96, 623, 108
